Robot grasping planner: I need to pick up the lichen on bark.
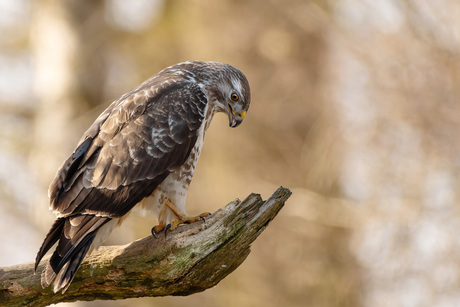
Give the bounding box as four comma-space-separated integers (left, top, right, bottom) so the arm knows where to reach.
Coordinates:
0, 187, 291, 307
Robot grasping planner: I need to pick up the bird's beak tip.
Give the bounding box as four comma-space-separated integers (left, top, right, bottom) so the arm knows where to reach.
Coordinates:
229, 116, 243, 128
227, 102, 245, 128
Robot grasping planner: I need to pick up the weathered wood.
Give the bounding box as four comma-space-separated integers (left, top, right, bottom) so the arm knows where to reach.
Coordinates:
0, 187, 291, 307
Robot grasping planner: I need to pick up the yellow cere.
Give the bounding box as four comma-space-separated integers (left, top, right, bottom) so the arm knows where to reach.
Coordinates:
240, 111, 246, 118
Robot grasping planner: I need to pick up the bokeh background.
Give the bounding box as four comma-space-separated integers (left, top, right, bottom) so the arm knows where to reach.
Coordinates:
1, 0, 460, 306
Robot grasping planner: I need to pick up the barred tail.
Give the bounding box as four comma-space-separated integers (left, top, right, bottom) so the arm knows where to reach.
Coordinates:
35, 215, 111, 293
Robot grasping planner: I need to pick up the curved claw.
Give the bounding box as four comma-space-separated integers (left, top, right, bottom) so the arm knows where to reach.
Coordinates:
199, 212, 211, 223
151, 224, 166, 239
164, 223, 172, 238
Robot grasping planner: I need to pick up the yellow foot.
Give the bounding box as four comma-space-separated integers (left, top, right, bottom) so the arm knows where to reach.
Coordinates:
151, 212, 211, 238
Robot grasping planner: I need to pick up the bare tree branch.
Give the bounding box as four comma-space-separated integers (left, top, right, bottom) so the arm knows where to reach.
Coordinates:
0, 187, 291, 307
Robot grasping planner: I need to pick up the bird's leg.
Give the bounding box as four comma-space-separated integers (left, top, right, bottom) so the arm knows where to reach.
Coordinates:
165, 199, 188, 220
151, 199, 210, 238
165, 199, 211, 232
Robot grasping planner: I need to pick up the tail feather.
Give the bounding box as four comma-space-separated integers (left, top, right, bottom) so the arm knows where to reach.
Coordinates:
36, 215, 111, 293
56, 215, 108, 265
52, 231, 97, 293
35, 218, 65, 272
41, 262, 56, 289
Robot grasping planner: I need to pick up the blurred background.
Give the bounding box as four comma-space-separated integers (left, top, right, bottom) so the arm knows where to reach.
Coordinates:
1, 0, 460, 306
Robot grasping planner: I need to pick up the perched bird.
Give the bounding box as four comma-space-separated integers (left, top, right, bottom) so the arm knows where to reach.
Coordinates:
34, 61, 251, 293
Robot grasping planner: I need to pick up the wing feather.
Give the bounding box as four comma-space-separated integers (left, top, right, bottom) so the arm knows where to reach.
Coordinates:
50, 81, 206, 217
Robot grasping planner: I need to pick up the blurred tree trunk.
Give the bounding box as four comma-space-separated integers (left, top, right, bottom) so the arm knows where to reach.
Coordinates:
29, 0, 107, 227
29, 0, 79, 185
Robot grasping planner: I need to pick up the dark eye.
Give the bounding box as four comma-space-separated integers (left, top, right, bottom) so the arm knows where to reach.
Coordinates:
230, 93, 239, 102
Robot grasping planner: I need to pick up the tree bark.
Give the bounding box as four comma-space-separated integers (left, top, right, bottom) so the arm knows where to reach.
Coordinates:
0, 187, 291, 307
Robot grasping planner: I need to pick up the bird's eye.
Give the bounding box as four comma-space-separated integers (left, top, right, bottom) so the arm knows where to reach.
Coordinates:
230, 93, 239, 102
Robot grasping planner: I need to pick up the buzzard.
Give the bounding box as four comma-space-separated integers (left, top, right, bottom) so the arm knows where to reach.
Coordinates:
34, 61, 251, 293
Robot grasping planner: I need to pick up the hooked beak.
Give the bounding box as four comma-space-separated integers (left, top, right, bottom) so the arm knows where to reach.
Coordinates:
227, 102, 246, 128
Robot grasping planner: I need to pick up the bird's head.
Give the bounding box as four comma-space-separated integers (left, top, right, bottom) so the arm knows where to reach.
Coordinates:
203, 62, 251, 128
174, 61, 251, 127
219, 65, 251, 128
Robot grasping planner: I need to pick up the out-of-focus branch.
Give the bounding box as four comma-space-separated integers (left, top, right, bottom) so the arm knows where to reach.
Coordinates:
0, 187, 291, 307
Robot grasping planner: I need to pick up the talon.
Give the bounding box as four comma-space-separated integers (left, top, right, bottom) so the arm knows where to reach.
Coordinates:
151, 224, 166, 239
164, 223, 172, 237
199, 212, 211, 223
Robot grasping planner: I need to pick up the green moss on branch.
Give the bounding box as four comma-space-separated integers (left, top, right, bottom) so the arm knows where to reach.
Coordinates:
0, 187, 291, 307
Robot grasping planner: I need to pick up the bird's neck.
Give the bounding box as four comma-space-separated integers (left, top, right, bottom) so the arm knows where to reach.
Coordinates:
203, 103, 217, 132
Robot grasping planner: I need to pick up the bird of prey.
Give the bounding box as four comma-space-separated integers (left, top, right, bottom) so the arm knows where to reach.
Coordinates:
34, 61, 251, 293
